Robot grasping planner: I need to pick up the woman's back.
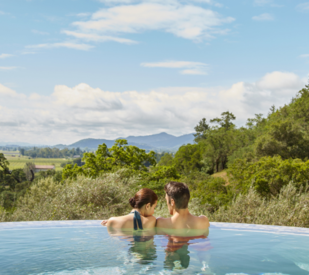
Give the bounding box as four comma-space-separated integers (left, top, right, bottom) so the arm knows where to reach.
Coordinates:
102, 188, 158, 230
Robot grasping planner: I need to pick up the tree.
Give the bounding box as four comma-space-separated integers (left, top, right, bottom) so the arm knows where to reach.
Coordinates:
62, 139, 156, 179
228, 156, 309, 197
0, 153, 9, 174
23, 162, 35, 181
173, 144, 203, 175
19, 148, 25, 156
157, 153, 173, 167
210, 111, 236, 130
194, 118, 209, 142
255, 119, 309, 160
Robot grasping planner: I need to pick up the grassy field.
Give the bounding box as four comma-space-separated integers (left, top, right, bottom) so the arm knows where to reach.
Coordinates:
4, 155, 65, 171
0, 150, 20, 155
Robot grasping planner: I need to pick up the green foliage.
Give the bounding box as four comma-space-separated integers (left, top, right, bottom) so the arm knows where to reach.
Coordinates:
210, 111, 236, 130
173, 144, 203, 175
140, 166, 181, 197
208, 183, 309, 228
191, 176, 232, 212
62, 139, 156, 180
255, 119, 309, 160
60, 158, 84, 168
157, 153, 174, 167
0, 153, 9, 173
228, 156, 309, 197
194, 118, 209, 142
21, 147, 84, 158
2, 170, 139, 222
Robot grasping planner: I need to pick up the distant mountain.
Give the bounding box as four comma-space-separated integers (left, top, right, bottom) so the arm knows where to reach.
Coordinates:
54, 132, 195, 151
0, 142, 46, 147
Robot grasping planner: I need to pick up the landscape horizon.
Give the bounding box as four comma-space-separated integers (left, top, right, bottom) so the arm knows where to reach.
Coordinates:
0, 131, 195, 151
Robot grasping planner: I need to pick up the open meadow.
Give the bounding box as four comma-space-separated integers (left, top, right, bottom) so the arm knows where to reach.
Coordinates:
2, 153, 65, 171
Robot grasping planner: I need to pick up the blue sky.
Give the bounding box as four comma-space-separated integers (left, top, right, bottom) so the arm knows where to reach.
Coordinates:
0, 0, 308, 145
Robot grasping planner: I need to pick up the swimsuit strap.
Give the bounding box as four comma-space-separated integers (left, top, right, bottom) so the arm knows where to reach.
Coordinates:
130, 210, 143, 230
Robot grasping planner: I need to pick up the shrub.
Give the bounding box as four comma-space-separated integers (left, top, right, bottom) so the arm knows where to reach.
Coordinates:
2, 169, 140, 222
228, 156, 309, 197
209, 183, 309, 228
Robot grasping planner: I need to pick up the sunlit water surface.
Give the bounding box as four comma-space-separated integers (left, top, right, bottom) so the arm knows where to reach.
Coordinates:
1, 221, 309, 275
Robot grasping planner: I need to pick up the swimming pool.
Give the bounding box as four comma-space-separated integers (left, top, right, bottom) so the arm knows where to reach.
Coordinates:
1, 221, 309, 275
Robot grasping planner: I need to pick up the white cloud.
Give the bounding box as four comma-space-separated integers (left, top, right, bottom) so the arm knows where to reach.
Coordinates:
0, 71, 306, 144
26, 42, 94, 51
0, 66, 17, 70
32, 29, 49, 35
296, 2, 309, 12
256, 71, 304, 92
0, 84, 19, 97
141, 60, 208, 75
62, 30, 137, 44
0, 54, 13, 59
71, 2, 234, 42
300, 54, 309, 58
252, 13, 274, 21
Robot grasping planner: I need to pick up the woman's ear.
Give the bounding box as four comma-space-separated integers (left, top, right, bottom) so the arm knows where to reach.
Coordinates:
146, 202, 151, 210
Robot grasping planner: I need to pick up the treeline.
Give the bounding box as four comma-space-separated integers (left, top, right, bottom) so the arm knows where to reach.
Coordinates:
19, 147, 85, 158
0, 146, 19, 151
2, 83, 309, 227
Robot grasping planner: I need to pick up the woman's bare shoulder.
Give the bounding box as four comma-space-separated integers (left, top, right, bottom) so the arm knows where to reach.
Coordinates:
106, 214, 132, 227
142, 215, 156, 228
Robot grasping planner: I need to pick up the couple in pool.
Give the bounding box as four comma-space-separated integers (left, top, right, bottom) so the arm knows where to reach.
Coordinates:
101, 181, 210, 235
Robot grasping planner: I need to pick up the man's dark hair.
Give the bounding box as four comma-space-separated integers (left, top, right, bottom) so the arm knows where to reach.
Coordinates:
164, 181, 190, 209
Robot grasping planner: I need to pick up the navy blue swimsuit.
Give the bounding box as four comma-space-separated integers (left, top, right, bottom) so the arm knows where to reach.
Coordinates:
130, 210, 143, 230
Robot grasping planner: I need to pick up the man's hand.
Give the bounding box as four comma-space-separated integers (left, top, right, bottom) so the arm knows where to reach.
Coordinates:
101, 220, 108, 226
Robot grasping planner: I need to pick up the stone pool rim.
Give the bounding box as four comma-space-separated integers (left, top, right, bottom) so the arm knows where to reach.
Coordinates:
1, 220, 309, 236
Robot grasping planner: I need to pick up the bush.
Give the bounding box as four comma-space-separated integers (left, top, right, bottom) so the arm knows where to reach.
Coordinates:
2, 169, 140, 222
209, 183, 309, 228
228, 156, 309, 197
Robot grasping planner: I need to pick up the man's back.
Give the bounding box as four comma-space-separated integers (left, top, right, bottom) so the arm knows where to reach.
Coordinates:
156, 212, 209, 230
156, 181, 210, 235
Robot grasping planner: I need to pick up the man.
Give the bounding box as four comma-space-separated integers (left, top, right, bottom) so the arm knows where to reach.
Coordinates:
156, 181, 210, 232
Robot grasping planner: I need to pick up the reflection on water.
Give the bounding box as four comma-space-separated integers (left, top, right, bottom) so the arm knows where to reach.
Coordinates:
163, 234, 213, 272
107, 226, 213, 274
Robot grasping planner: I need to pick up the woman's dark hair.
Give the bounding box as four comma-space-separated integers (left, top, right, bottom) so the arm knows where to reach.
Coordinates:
129, 188, 158, 209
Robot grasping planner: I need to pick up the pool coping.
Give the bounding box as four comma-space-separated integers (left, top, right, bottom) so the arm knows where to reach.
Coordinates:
1, 220, 309, 235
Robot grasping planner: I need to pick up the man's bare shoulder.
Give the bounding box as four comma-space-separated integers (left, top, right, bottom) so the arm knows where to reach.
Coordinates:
195, 215, 210, 228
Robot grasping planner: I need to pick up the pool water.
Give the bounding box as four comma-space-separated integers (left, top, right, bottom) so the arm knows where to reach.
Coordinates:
1, 221, 309, 275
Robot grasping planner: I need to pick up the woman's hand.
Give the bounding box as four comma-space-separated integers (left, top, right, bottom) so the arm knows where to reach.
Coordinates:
100, 220, 108, 226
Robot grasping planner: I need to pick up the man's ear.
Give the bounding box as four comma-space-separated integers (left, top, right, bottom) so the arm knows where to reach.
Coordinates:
170, 198, 175, 207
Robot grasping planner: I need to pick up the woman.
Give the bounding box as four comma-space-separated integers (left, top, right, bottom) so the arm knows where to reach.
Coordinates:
101, 188, 158, 230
